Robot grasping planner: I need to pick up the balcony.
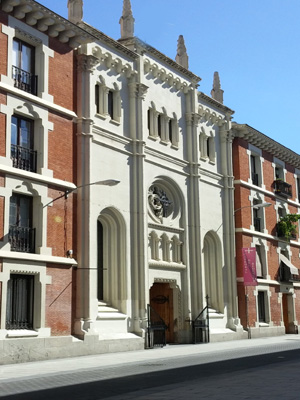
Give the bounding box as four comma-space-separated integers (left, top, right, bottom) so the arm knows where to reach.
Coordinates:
9, 226, 35, 253
274, 179, 292, 198
11, 144, 37, 173
12, 66, 37, 96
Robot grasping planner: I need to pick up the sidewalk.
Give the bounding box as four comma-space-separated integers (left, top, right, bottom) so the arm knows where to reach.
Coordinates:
1, 335, 300, 382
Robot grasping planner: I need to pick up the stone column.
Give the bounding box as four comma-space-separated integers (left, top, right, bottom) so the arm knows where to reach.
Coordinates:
219, 122, 242, 331
74, 53, 98, 338
128, 80, 148, 334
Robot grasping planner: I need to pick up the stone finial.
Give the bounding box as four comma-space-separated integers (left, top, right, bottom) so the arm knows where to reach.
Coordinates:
211, 72, 224, 104
119, 0, 135, 39
68, 0, 83, 24
175, 35, 189, 69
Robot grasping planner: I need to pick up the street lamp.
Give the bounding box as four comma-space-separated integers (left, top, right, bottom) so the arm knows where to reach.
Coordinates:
234, 202, 272, 214
216, 202, 271, 233
43, 179, 120, 208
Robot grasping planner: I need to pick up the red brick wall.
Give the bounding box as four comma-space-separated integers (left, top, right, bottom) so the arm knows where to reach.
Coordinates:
46, 186, 75, 258
267, 240, 281, 279
46, 265, 73, 336
269, 286, 281, 326
48, 39, 74, 111
48, 113, 74, 182
232, 138, 249, 181
0, 14, 8, 77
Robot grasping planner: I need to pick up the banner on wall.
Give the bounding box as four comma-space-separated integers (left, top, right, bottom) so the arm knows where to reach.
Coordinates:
242, 247, 258, 286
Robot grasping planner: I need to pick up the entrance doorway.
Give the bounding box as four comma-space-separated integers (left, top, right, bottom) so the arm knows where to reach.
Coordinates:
150, 282, 174, 343
282, 293, 296, 333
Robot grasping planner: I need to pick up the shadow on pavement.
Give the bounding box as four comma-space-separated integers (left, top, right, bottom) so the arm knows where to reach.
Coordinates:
2, 348, 300, 400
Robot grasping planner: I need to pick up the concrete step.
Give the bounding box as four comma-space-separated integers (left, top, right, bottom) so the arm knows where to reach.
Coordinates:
95, 302, 129, 334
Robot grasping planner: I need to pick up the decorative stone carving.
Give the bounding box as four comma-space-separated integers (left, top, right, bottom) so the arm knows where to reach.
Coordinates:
68, 0, 83, 24
175, 35, 189, 70
119, 0, 135, 39
144, 58, 189, 92
211, 71, 224, 104
77, 54, 98, 73
148, 186, 172, 223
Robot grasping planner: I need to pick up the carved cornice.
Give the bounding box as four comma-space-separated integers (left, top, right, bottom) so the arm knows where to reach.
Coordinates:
1, 0, 92, 47
232, 123, 300, 169
91, 45, 136, 78
198, 91, 234, 115
198, 105, 226, 126
119, 37, 201, 84
144, 58, 192, 93
78, 21, 138, 60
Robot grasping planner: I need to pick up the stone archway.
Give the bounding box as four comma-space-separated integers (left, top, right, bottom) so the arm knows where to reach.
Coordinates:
203, 231, 224, 312
97, 208, 126, 313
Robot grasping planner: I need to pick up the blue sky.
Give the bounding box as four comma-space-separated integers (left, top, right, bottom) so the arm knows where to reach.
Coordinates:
38, 0, 300, 153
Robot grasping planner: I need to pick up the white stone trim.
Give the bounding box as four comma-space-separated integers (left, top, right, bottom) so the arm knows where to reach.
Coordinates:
0, 260, 52, 338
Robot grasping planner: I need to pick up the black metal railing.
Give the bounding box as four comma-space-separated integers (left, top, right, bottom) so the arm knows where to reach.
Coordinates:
11, 144, 37, 172
9, 225, 35, 253
6, 274, 34, 330
254, 217, 261, 232
12, 65, 37, 95
147, 304, 167, 348
252, 173, 259, 186
193, 295, 210, 344
274, 179, 292, 198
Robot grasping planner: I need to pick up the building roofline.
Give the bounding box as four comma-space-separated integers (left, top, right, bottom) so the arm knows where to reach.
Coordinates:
77, 21, 139, 59
119, 37, 201, 83
198, 91, 234, 115
0, 0, 94, 47
232, 123, 300, 168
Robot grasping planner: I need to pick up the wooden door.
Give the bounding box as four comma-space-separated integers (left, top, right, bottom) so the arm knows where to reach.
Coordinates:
150, 283, 174, 343
282, 293, 294, 333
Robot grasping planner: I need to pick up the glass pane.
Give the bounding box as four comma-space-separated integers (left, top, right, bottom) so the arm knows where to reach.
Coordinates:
20, 119, 32, 148
21, 43, 32, 73
12, 40, 19, 67
19, 196, 31, 228
11, 116, 18, 146
9, 195, 18, 226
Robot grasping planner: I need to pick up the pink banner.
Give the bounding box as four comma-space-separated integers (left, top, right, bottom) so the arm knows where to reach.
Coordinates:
242, 248, 258, 286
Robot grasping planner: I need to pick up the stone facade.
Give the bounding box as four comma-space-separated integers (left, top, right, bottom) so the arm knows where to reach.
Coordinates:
3, 0, 299, 364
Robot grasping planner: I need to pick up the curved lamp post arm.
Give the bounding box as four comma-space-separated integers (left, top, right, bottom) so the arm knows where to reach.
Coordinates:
216, 202, 271, 233
43, 179, 120, 208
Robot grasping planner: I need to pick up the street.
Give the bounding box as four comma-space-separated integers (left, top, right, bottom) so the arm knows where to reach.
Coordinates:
1, 337, 300, 399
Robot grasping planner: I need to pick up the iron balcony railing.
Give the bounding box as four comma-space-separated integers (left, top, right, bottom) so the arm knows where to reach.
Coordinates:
11, 144, 37, 173
9, 225, 35, 253
274, 179, 292, 198
12, 65, 37, 96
